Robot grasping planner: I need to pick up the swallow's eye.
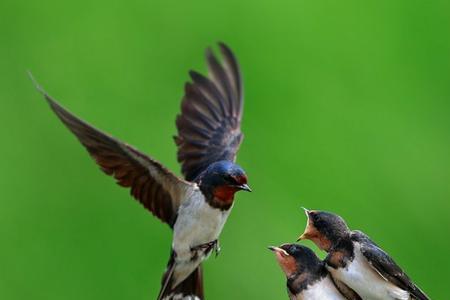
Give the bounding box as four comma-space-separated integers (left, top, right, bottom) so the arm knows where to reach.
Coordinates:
225, 175, 238, 184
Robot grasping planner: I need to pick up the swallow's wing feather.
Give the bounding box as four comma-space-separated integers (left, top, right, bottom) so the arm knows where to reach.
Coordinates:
352, 231, 429, 300
33, 77, 195, 228
175, 43, 244, 181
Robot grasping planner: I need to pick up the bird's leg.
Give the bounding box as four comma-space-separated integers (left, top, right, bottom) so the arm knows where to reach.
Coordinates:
214, 240, 221, 257
190, 239, 219, 257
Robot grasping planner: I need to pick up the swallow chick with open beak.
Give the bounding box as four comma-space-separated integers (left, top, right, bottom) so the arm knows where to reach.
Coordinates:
298, 209, 430, 300
31, 43, 251, 300
268, 243, 357, 300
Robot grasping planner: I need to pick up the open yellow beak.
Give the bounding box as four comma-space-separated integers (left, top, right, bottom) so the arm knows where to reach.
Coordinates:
301, 207, 310, 215
296, 233, 308, 241
297, 207, 312, 241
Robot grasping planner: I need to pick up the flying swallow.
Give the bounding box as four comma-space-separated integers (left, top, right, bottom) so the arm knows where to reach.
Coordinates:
298, 209, 429, 300
31, 43, 251, 300
268, 243, 358, 300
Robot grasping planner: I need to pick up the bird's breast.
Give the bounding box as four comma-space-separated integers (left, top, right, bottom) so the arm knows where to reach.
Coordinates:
297, 276, 347, 300
172, 193, 232, 257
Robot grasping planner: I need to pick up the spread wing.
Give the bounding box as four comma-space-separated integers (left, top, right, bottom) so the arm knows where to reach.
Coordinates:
32, 74, 195, 228
175, 43, 244, 181
351, 231, 430, 300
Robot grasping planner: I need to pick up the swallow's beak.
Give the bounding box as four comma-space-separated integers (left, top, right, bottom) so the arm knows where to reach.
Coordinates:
297, 223, 315, 241
238, 183, 252, 192
297, 207, 312, 241
301, 207, 310, 216
268, 246, 278, 252
296, 233, 308, 242
267, 246, 288, 257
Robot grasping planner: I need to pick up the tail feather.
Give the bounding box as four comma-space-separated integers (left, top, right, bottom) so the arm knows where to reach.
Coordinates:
411, 285, 430, 300
157, 253, 204, 300
157, 261, 176, 300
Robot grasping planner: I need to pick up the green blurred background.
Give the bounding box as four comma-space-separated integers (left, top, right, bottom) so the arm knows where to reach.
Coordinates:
1, 0, 449, 299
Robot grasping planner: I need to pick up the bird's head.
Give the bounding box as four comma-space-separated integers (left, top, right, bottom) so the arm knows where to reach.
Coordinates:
297, 208, 350, 251
198, 161, 251, 205
268, 243, 323, 278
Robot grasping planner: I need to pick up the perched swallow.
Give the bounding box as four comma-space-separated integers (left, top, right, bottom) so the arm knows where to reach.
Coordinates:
298, 209, 430, 300
268, 243, 356, 300
31, 43, 251, 300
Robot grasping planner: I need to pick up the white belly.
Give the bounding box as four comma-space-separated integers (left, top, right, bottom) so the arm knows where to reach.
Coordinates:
296, 275, 347, 300
173, 195, 231, 256
170, 192, 232, 287
327, 244, 410, 300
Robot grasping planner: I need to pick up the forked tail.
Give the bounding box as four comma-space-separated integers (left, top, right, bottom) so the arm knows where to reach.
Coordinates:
157, 253, 204, 300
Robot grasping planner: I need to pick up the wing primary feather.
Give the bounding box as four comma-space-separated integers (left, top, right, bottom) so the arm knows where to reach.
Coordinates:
30, 72, 194, 228
184, 83, 222, 122
205, 47, 234, 113
175, 44, 244, 181
189, 70, 228, 116
218, 42, 243, 115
